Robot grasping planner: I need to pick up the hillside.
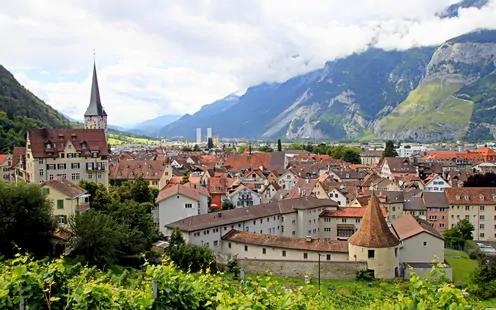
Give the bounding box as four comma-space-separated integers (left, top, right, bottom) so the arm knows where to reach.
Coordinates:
160, 29, 496, 142
0, 65, 72, 152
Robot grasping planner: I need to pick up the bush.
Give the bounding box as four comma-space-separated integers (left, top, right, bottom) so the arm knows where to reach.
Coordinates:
356, 269, 375, 282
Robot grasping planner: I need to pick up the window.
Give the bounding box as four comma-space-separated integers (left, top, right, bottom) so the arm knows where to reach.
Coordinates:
440, 224, 446, 228
341, 218, 347, 223
324, 227, 331, 232
56, 199, 64, 209
480, 215, 485, 220
395, 248, 398, 257
303, 253, 308, 259
98, 173, 102, 179
480, 224, 485, 229
185, 203, 193, 208
480, 206, 485, 211
49, 175, 54, 180
480, 233, 485, 238
47, 164, 56, 170
465, 206, 470, 211
60, 153, 65, 158
57, 163, 66, 170
71, 173, 80, 181
368, 250, 375, 258
38, 159, 43, 164
39, 169, 44, 176
88, 173, 93, 179
423, 241, 427, 247
355, 218, 360, 223
324, 218, 331, 222
439, 208, 446, 212
326, 254, 331, 260
71, 163, 80, 169
42, 188, 50, 195
465, 215, 470, 220
262, 248, 266, 255
292, 231, 295, 235
282, 250, 286, 257
213, 240, 218, 246
58, 215, 67, 225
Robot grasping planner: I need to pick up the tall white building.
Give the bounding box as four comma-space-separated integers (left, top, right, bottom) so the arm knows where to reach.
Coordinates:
207, 127, 212, 139
196, 128, 202, 144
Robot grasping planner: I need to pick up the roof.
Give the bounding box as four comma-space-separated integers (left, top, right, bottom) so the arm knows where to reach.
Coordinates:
0, 154, 7, 165
167, 197, 338, 232
207, 177, 228, 194
84, 63, 107, 116
320, 206, 387, 218
422, 191, 449, 208
12, 147, 26, 166
156, 184, 209, 203
28, 129, 108, 158
383, 157, 416, 174
222, 230, 348, 253
286, 178, 320, 199
403, 196, 426, 211
348, 195, 400, 248
223, 152, 286, 172
445, 187, 496, 204
392, 214, 444, 241
110, 160, 169, 180
41, 179, 87, 198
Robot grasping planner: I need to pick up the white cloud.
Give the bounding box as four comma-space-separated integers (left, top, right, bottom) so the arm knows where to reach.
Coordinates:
1, 0, 495, 125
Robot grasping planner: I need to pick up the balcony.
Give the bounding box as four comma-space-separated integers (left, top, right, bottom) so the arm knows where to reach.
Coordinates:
76, 202, 90, 212
86, 163, 106, 171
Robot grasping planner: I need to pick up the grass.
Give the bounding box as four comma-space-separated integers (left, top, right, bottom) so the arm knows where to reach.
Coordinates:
444, 249, 478, 283
379, 80, 474, 133
107, 132, 160, 146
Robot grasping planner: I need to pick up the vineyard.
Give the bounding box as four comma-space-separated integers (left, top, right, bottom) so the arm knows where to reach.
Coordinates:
0, 254, 482, 310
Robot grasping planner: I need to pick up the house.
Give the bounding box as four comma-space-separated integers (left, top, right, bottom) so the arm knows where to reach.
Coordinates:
380, 157, 417, 180
110, 160, 172, 190
445, 188, 496, 241
392, 214, 450, 280
277, 169, 298, 190
207, 177, 228, 210
286, 178, 328, 199
223, 152, 287, 173
41, 179, 90, 225
403, 194, 427, 220
328, 170, 366, 183
260, 182, 279, 204
221, 230, 349, 261
0, 154, 13, 182
368, 178, 401, 192
227, 184, 261, 208
423, 191, 450, 233
155, 184, 210, 235
348, 195, 401, 279
360, 150, 383, 165
166, 197, 338, 251
11, 147, 26, 182
422, 174, 451, 192
25, 129, 109, 186
422, 147, 496, 164
328, 187, 349, 206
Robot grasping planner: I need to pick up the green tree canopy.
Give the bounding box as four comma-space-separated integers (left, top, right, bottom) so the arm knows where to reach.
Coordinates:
382, 140, 398, 158
277, 139, 282, 152
444, 219, 475, 247
0, 181, 56, 258
131, 175, 150, 204
221, 199, 234, 210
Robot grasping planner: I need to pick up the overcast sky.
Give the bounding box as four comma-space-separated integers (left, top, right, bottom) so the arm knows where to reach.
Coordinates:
1, 0, 496, 126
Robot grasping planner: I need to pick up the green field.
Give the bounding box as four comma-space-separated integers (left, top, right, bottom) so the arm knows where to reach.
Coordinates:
379, 80, 474, 135
444, 249, 478, 282
107, 132, 160, 146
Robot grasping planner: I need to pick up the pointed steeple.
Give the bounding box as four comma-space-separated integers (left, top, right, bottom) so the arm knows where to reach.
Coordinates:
348, 195, 399, 248
84, 61, 107, 117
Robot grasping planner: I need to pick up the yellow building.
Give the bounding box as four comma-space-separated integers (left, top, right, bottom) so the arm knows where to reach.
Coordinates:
348, 195, 400, 279
110, 159, 172, 190
41, 178, 90, 225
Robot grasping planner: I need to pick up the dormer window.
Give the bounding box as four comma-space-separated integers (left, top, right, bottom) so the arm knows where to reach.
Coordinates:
46, 143, 51, 149
81, 141, 87, 148
464, 195, 470, 200
493, 195, 496, 200
480, 194, 485, 201
456, 195, 460, 200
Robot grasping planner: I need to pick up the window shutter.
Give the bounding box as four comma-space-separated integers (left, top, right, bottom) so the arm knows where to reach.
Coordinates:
57, 200, 64, 209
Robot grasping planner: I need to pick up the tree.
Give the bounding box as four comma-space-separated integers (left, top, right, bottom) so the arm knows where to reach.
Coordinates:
342, 149, 361, 164
277, 139, 282, 152
131, 175, 150, 204
66, 211, 124, 268
91, 185, 114, 212
166, 228, 215, 272
258, 145, 273, 152
0, 182, 56, 258
166, 228, 186, 265
149, 187, 159, 203
78, 180, 99, 203
181, 146, 192, 152
304, 143, 313, 153
221, 199, 235, 210
312, 144, 327, 155
382, 140, 398, 158
207, 138, 214, 149
464, 172, 496, 187
444, 219, 475, 247
193, 144, 201, 151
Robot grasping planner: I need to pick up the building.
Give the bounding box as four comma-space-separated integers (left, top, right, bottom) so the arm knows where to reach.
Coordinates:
110, 160, 172, 190
24, 129, 109, 186
41, 178, 90, 225
392, 214, 449, 280
155, 183, 210, 235
207, 128, 212, 139
196, 128, 202, 144
286, 178, 328, 200
423, 191, 450, 233
278, 169, 298, 190
227, 184, 261, 208
445, 188, 496, 241
0, 154, 13, 182
348, 195, 400, 279
360, 150, 383, 166
422, 147, 496, 164
396, 145, 426, 158
166, 197, 338, 252
380, 157, 417, 180
84, 62, 108, 137
422, 174, 451, 192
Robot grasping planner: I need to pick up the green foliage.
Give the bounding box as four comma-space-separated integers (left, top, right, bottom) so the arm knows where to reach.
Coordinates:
221, 199, 235, 210
207, 138, 214, 150
258, 145, 274, 152
464, 172, 496, 187
0, 181, 56, 258
237, 145, 249, 154
277, 139, 282, 152
193, 144, 201, 151
326, 145, 362, 163
0, 65, 72, 152
355, 270, 374, 282
166, 228, 215, 273
444, 219, 475, 247
382, 140, 398, 158
469, 254, 496, 299
131, 175, 151, 204
181, 146, 193, 152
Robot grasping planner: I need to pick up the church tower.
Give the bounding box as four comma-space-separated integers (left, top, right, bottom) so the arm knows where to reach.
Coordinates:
84, 61, 107, 136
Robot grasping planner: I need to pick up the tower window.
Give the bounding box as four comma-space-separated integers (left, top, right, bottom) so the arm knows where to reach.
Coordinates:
368, 250, 375, 258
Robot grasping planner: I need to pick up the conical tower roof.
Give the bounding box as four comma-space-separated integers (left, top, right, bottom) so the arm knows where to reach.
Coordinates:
85, 62, 107, 117
348, 195, 399, 248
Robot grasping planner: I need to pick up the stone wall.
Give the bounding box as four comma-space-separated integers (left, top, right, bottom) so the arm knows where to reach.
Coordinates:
237, 258, 367, 280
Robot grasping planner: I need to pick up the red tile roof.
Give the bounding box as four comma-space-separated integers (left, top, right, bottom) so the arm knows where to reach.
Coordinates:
0, 154, 7, 165
41, 179, 87, 198
223, 152, 286, 172
222, 230, 348, 253
28, 129, 108, 158
286, 178, 320, 199
392, 214, 444, 241
445, 187, 496, 204
156, 184, 209, 203
320, 206, 387, 218
348, 195, 400, 248
110, 160, 169, 180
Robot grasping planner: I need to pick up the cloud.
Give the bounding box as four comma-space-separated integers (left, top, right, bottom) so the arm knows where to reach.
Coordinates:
1, 0, 495, 125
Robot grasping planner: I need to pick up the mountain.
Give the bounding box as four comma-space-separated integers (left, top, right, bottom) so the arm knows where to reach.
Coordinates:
0, 65, 72, 152
129, 114, 182, 136
438, 0, 489, 18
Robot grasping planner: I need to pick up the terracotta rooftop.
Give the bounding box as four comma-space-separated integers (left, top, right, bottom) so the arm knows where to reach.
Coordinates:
392, 214, 444, 241
286, 178, 320, 199
12, 147, 26, 166
445, 187, 496, 204
110, 160, 169, 180
156, 183, 209, 203
320, 206, 387, 218
41, 179, 87, 198
167, 197, 338, 232
28, 129, 108, 158
222, 230, 348, 253
348, 195, 400, 248
223, 152, 286, 172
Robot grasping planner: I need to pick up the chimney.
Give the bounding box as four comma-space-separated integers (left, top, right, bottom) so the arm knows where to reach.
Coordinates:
305, 236, 312, 242
297, 186, 301, 197
305, 179, 309, 184
218, 212, 222, 218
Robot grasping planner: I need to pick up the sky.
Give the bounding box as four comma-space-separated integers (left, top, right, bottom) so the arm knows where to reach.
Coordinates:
1, 0, 496, 126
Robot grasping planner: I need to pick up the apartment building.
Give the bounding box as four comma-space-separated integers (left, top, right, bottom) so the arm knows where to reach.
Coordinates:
445, 188, 496, 241
110, 159, 172, 190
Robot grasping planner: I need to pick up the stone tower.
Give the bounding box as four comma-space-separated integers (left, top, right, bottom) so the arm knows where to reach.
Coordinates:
348, 195, 400, 279
84, 62, 107, 136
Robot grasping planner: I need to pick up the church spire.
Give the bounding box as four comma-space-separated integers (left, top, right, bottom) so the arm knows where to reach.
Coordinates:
84, 57, 107, 117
